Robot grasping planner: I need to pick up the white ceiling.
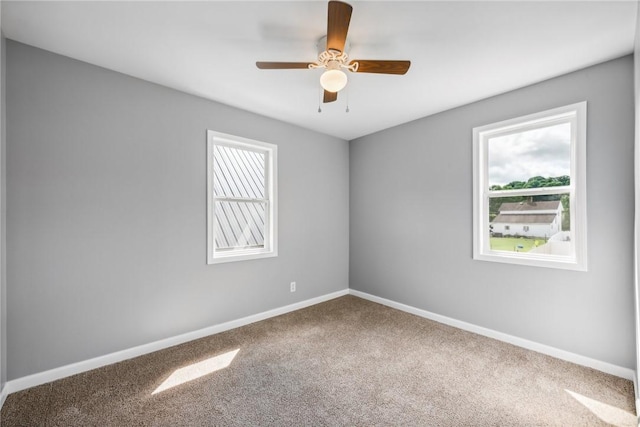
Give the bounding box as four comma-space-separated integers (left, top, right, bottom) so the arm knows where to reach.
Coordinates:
2, 1, 637, 140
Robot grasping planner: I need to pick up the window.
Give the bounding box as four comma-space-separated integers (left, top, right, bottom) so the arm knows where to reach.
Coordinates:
207, 131, 277, 264
473, 102, 587, 271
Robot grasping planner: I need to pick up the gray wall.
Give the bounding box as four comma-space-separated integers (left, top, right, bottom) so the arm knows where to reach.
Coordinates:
350, 56, 636, 369
4, 38, 635, 381
6, 41, 349, 380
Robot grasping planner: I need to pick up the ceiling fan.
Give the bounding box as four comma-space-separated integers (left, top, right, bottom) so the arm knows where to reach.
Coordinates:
256, 0, 411, 104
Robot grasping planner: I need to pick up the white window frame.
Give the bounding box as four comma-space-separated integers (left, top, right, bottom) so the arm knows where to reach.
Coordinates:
207, 130, 278, 264
473, 102, 587, 271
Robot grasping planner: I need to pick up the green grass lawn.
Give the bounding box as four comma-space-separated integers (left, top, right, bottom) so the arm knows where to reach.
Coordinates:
490, 237, 541, 253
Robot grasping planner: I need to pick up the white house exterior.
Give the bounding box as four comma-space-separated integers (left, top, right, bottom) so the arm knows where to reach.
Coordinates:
491, 200, 563, 238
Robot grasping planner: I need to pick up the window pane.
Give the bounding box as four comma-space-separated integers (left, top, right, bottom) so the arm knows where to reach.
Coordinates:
214, 201, 266, 250
489, 194, 571, 255
214, 145, 265, 199
488, 122, 571, 189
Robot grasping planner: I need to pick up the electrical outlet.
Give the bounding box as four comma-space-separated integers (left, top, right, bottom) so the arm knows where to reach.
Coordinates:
290, 281, 296, 292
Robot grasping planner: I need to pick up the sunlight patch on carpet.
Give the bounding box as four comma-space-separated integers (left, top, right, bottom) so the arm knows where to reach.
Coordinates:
565, 389, 636, 427
152, 349, 239, 395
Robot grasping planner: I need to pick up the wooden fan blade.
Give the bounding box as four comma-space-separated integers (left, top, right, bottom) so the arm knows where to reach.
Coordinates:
327, 1, 352, 53
323, 90, 338, 103
256, 62, 312, 70
350, 60, 411, 75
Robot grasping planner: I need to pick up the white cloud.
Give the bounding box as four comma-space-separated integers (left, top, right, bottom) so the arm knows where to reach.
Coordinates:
488, 122, 570, 186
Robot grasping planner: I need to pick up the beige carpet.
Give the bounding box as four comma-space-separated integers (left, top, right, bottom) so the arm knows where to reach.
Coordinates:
1, 295, 636, 426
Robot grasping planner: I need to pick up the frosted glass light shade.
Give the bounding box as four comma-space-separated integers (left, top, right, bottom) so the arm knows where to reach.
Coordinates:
320, 69, 348, 93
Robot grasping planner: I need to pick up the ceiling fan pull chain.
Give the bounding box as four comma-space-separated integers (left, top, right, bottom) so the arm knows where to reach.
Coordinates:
345, 87, 350, 113
318, 89, 323, 113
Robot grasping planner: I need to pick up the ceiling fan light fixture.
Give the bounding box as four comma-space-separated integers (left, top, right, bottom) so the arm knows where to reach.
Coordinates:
256, 1, 411, 104
320, 69, 348, 93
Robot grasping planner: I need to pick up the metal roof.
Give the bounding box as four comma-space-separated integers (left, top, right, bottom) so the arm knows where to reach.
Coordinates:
213, 144, 266, 250
498, 200, 561, 212
492, 214, 557, 224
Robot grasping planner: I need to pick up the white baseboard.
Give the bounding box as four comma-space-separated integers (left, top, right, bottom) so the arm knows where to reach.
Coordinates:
0, 384, 7, 411
5, 289, 349, 395
349, 289, 635, 381
4, 287, 634, 398
634, 372, 639, 425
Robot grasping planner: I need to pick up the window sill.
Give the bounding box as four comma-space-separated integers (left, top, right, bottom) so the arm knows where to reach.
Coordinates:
473, 251, 586, 271
208, 250, 278, 265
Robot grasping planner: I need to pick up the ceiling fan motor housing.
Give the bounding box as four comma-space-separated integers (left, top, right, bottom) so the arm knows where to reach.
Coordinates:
326, 59, 342, 71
